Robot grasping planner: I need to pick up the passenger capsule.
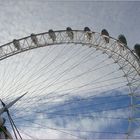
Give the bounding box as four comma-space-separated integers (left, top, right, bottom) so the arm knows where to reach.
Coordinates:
101, 29, 109, 43
118, 34, 127, 46
84, 27, 92, 40
134, 44, 140, 58
13, 39, 21, 50
84, 27, 91, 32
66, 27, 73, 40
48, 29, 56, 42
31, 33, 38, 45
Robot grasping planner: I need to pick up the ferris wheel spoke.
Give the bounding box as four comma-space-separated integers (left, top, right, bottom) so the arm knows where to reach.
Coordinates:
23, 49, 100, 92
4, 78, 128, 111
29, 80, 128, 102
24, 61, 120, 102
29, 58, 114, 94
41, 76, 128, 98
23, 45, 79, 86
12, 111, 129, 121
16, 60, 114, 102
39, 51, 101, 89
6, 45, 67, 96
0, 54, 19, 95
12, 45, 53, 82
50, 60, 115, 86
11, 80, 125, 110
9, 46, 89, 95
12, 119, 86, 139
46, 73, 123, 98
43, 95, 129, 113
8, 118, 128, 139
11, 84, 128, 114
17, 128, 37, 139
10, 90, 129, 117
12, 106, 130, 122
11, 96, 130, 120
0, 54, 17, 97
39, 100, 129, 115
4, 50, 34, 95
35, 76, 125, 106
5, 45, 88, 100
4, 44, 64, 97
10, 81, 129, 112
6, 49, 98, 101
13, 123, 128, 135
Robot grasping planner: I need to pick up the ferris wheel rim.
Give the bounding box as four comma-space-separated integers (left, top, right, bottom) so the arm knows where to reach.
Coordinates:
0, 30, 139, 71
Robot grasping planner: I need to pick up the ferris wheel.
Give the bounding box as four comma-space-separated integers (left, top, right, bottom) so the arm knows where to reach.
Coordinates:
0, 27, 139, 139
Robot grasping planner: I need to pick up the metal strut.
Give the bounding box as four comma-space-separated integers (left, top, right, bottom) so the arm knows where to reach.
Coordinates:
0, 92, 27, 139
0, 99, 22, 139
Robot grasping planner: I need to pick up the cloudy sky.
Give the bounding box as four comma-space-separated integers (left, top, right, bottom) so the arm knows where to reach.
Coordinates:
0, 0, 140, 139
0, 1, 139, 48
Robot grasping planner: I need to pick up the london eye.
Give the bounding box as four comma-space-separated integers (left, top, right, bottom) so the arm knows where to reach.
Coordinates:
0, 27, 139, 139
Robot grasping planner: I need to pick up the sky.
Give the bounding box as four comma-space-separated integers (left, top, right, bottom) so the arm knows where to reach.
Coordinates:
0, 0, 140, 139
0, 1, 139, 48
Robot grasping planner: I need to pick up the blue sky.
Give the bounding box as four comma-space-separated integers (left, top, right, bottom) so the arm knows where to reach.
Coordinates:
0, 0, 140, 139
